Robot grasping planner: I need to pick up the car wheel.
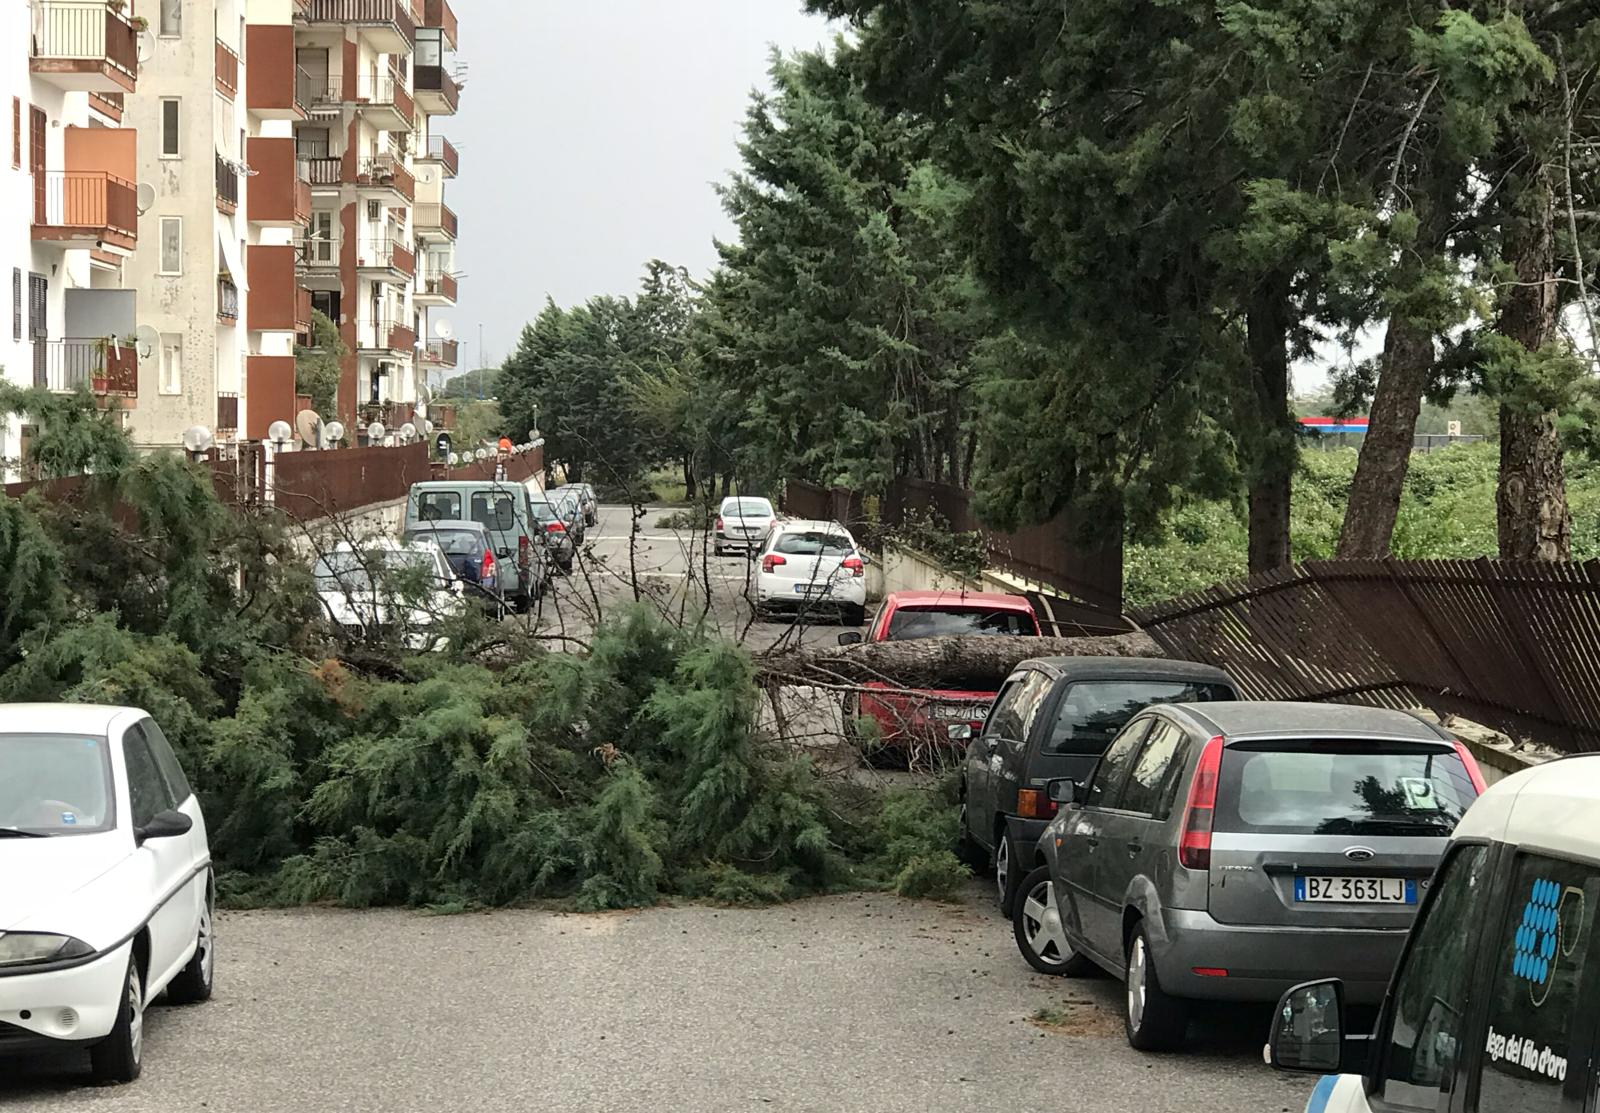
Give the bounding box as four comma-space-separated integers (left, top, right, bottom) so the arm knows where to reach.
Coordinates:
89, 955, 144, 1084
558, 558, 574, 576
994, 831, 1022, 916
166, 878, 215, 1005
1124, 923, 1188, 1051
954, 803, 989, 872
1013, 867, 1093, 976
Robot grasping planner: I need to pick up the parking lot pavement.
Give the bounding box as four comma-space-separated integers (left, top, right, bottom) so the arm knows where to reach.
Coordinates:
2, 887, 1311, 1113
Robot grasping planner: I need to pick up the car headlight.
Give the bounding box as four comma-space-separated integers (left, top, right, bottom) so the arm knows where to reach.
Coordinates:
0, 933, 95, 968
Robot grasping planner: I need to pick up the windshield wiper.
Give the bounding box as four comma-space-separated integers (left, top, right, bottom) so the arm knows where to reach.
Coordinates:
0, 828, 48, 838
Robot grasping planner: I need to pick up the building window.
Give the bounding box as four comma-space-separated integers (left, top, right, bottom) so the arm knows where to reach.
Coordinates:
159, 217, 183, 275
159, 0, 182, 37
160, 336, 183, 395
160, 99, 181, 158
10, 99, 18, 170
11, 269, 19, 341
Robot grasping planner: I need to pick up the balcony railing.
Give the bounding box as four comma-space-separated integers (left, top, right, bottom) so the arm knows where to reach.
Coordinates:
34, 338, 138, 397
421, 272, 457, 302
358, 400, 416, 429
296, 287, 314, 334
29, 1, 140, 87
32, 171, 138, 240
352, 73, 413, 126
358, 320, 415, 352
296, 234, 341, 268
360, 238, 414, 274
422, 339, 458, 367
414, 202, 457, 239
295, 69, 342, 107
88, 90, 124, 120
421, 134, 459, 176
216, 156, 239, 213
217, 392, 240, 434
304, 156, 343, 186
356, 154, 415, 200
413, 65, 459, 113
218, 277, 240, 322
305, 0, 416, 47
216, 40, 239, 99
423, 0, 458, 48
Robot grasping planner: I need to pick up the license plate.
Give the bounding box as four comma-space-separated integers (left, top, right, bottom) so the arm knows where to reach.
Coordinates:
932, 704, 987, 720
793, 583, 829, 595
1295, 877, 1416, 904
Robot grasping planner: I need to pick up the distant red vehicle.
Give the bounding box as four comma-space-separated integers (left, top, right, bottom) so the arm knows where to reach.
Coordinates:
840, 591, 1040, 762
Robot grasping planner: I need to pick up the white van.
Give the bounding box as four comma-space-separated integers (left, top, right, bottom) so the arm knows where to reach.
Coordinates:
1266, 753, 1599, 1113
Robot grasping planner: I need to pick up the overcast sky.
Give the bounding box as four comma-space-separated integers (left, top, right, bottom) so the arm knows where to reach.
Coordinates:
449, 0, 836, 370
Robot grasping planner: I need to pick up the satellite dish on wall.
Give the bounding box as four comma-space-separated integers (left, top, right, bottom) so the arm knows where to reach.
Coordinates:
295, 410, 322, 447
135, 182, 157, 215
323, 420, 345, 446
134, 324, 160, 362
268, 420, 293, 444
136, 31, 155, 64
367, 421, 386, 443
182, 425, 214, 454
414, 401, 428, 419
434, 319, 455, 340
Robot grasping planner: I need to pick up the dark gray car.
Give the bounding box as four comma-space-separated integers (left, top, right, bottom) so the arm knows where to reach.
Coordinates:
1013, 701, 1485, 1051
402, 521, 508, 616
958, 657, 1237, 916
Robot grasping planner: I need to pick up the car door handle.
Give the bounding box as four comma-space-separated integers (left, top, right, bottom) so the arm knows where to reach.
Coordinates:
1084, 836, 1100, 850
1126, 841, 1142, 856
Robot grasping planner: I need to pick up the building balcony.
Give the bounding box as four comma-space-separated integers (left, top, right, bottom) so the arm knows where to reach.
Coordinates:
246, 356, 298, 440
305, 0, 416, 54
420, 339, 458, 368
88, 90, 124, 122
247, 138, 314, 226
357, 237, 415, 278
357, 319, 416, 355
414, 202, 457, 240
351, 73, 414, 132
355, 154, 415, 201
413, 65, 458, 115
29, 1, 139, 93
358, 400, 416, 430
216, 155, 239, 215
217, 392, 240, 436
246, 25, 309, 119
248, 245, 313, 332
216, 40, 240, 100
218, 277, 240, 325
34, 338, 138, 398
294, 70, 343, 112
32, 171, 137, 251
415, 270, 457, 306
295, 233, 341, 271
303, 155, 343, 188
423, 0, 457, 49
419, 134, 458, 178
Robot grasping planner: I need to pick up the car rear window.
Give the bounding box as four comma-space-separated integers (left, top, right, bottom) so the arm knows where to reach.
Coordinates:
528, 500, 559, 525
726, 499, 772, 518
1216, 741, 1478, 837
887, 607, 1035, 641
471, 493, 517, 532
1044, 679, 1235, 755
775, 530, 852, 556
415, 491, 461, 522
406, 528, 484, 556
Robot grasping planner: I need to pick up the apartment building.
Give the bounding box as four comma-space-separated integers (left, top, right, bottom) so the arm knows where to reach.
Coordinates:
2, 0, 143, 477
289, 0, 460, 441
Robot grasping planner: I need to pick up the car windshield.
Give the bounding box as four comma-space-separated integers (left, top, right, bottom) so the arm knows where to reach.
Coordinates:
1217, 742, 1479, 837
1045, 679, 1235, 755
726, 499, 772, 518
0, 734, 115, 835
405, 529, 483, 557
775, 530, 851, 557
887, 607, 1034, 641
314, 549, 441, 592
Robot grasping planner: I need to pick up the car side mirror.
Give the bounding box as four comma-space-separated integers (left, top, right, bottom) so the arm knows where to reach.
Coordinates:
837, 631, 864, 646
136, 809, 193, 845
1266, 980, 1368, 1075
1046, 778, 1083, 805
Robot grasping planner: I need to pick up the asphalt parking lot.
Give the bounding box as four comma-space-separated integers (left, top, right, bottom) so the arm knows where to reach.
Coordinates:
2, 886, 1311, 1112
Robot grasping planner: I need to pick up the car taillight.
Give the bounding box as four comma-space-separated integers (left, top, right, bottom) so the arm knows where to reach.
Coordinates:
546, 520, 566, 533
481, 548, 496, 581
1016, 788, 1057, 819
1178, 735, 1224, 871
1452, 738, 1488, 795
762, 553, 787, 574
518, 535, 530, 568
842, 556, 864, 577
715, 517, 725, 531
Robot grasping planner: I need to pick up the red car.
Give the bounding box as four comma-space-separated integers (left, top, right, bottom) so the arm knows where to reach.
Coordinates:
840, 591, 1040, 762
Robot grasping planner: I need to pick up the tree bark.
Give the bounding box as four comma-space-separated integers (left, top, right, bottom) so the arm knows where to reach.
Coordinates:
1335, 316, 1435, 558
1494, 169, 1571, 561
1246, 281, 1294, 574
682, 454, 696, 502
758, 632, 1166, 691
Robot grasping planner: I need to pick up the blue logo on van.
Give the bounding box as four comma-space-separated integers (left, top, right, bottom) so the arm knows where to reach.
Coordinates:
1513, 878, 1560, 985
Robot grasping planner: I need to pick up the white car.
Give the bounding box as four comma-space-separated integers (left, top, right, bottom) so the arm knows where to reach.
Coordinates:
0, 704, 213, 1084
1267, 752, 1600, 1112
714, 496, 777, 556
314, 538, 467, 650
752, 518, 868, 626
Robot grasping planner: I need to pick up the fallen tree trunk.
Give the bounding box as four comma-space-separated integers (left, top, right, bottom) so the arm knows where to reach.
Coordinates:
758, 632, 1166, 691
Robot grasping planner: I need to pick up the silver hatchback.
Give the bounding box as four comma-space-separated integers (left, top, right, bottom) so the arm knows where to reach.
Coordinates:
1012, 702, 1486, 1051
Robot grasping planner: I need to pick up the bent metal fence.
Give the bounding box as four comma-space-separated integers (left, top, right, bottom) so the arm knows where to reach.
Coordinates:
1134, 559, 1600, 754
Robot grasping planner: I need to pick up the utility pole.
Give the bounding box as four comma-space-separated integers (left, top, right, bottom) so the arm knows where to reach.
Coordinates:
478, 323, 486, 400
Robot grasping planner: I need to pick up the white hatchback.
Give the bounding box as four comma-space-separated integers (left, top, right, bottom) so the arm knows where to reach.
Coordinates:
714, 496, 778, 556
752, 519, 868, 626
0, 705, 213, 1084
314, 538, 467, 650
